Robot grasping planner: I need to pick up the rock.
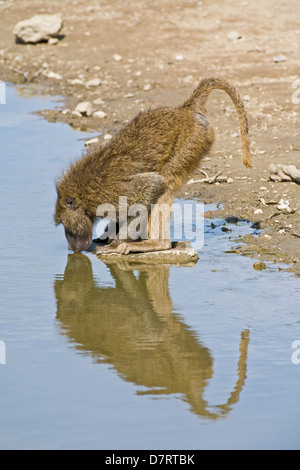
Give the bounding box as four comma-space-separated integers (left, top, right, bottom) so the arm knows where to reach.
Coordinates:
273, 54, 287, 63
175, 54, 184, 61
227, 31, 242, 41
74, 101, 92, 116
85, 137, 99, 147
62, 109, 71, 115
68, 78, 84, 86
253, 262, 267, 271
269, 163, 300, 184
43, 70, 62, 80
48, 37, 59, 45
93, 110, 107, 119
71, 110, 82, 117
113, 53, 123, 62
277, 199, 294, 214
104, 133, 112, 140
13, 14, 63, 44
85, 78, 101, 88
93, 98, 104, 105
143, 83, 151, 91
96, 241, 199, 265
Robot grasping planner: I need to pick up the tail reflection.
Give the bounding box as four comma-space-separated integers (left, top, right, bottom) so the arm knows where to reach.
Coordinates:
54, 253, 250, 419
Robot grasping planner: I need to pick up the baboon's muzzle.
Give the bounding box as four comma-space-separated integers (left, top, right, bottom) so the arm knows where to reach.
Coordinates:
64, 228, 92, 252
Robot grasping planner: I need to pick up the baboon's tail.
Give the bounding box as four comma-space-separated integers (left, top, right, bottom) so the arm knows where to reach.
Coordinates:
182, 77, 252, 168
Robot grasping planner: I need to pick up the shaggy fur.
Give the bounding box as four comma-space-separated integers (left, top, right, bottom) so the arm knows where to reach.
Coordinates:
54, 76, 251, 253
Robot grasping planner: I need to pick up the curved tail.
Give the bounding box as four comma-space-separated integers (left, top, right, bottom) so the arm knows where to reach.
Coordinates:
182, 77, 252, 168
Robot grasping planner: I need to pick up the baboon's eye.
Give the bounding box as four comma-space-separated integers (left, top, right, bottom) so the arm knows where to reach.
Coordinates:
65, 197, 77, 210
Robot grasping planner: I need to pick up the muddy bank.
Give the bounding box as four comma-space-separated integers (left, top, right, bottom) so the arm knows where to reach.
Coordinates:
1, 0, 299, 273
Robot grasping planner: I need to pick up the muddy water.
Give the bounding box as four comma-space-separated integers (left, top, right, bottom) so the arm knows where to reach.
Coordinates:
0, 85, 299, 450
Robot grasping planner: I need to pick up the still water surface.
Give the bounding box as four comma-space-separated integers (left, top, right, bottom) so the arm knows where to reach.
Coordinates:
0, 85, 299, 449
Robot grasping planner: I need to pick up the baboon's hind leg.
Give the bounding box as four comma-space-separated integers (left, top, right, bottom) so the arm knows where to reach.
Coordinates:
97, 191, 173, 255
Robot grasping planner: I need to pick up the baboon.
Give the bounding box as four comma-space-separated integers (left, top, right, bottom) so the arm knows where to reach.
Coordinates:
54, 76, 251, 253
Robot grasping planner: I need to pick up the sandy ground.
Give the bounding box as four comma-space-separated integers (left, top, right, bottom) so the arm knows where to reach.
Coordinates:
0, 0, 299, 274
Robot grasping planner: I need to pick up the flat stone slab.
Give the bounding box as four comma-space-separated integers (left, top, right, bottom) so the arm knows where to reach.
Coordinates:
95, 241, 199, 265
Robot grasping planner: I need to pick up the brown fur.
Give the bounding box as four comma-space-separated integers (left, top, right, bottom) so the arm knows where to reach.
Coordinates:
54, 76, 251, 253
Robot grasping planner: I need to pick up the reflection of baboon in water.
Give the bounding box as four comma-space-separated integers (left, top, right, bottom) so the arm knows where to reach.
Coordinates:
54, 77, 251, 253
54, 254, 250, 419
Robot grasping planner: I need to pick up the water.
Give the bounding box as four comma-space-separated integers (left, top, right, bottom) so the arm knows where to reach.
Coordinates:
0, 84, 299, 450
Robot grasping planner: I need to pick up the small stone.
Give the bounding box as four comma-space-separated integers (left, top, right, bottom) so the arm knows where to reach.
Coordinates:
43, 70, 62, 80
85, 137, 99, 146
62, 109, 71, 115
254, 208, 263, 214
74, 101, 92, 116
104, 133, 112, 140
113, 53, 123, 62
277, 198, 294, 214
143, 83, 151, 91
71, 110, 82, 117
175, 54, 184, 61
227, 177, 234, 183
85, 77, 101, 88
93, 110, 107, 119
227, 31, 242, 41
253, 262, 267, 271
273, 54, 287, 63
93, 98, 104, 105
13, 14, 63, 44
48, 37, 59, 45
68, 78, 84, 86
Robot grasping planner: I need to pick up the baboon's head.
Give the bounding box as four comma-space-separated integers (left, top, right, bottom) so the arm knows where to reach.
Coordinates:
54, 185, 93, 252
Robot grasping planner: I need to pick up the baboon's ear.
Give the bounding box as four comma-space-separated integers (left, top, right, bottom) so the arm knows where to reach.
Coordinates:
65, 196, 77, 210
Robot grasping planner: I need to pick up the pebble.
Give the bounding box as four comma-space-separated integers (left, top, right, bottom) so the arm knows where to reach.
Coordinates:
74, 101, 92, 116
273, 54, 287, 63
93, 98, 104, 105
48, 37, 59, 45
85, 78, 101, 88
104, 133, 112, 140
43, 70, 62, 80
71, 110, 82, 117
68, 78, 84, 86
277, 198, 294, 213
93, 110, 107, 119
85, 137, 99, 146
143, 83, 151, 91
113, 54, 123, 62
227, 31, 242, 41
253, 262, 267, 271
